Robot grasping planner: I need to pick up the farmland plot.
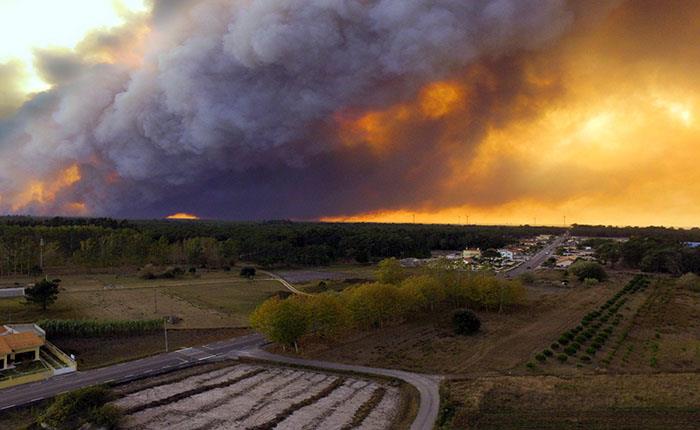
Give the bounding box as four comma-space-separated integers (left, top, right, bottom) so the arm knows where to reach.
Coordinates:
114, 363, 401, 430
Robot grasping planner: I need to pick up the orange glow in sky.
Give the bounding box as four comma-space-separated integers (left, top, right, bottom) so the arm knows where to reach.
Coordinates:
166, 213, 200, 220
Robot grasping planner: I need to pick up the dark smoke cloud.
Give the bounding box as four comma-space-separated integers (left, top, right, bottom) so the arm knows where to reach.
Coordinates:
1, 0, 606, 219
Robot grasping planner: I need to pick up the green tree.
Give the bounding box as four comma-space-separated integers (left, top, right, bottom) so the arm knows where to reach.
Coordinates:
569, 261, 607, 282
452, 309, 481, 335
250, 297, 309, 352
376, 258, 405, 284
240, 266, 256, 278
25, 278, 60, 310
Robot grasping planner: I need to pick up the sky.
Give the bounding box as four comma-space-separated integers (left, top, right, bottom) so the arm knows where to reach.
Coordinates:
0, 0, 699, 227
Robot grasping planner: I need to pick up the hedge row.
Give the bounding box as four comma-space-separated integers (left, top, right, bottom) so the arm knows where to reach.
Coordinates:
38, 319, 162, 338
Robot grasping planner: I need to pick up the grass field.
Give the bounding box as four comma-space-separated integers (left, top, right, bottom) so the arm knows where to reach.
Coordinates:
0, 271, 287, 328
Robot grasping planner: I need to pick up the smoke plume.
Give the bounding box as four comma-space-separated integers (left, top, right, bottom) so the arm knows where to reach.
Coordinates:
3, 0, 671, 223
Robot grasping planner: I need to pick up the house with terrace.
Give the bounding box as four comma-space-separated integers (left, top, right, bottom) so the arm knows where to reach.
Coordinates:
0, 324, 45, 370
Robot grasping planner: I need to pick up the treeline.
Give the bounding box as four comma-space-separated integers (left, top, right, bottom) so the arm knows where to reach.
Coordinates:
586, 236, 700, 275
0, 217, 563, 273
571, 224, 700, 241
250, 259, 526, 350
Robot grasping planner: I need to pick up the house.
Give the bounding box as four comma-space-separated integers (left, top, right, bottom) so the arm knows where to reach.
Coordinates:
0, 324, 45, 370
555, 256, 577, 268
462, 249, 481, 259
497, 249, 514, 260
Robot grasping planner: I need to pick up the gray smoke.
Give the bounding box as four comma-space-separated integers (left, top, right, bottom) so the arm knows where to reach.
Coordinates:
0, 0, 579, 218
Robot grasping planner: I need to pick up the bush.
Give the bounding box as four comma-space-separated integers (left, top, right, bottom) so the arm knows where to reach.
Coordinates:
586, 346, 597, 355
526, 362, 536, 370
592, 342, 602, 349
558, 337, 570, 345
240, 266, 257, 278
452, 309, 481, 335
535, 353, 546, 362
40, 386, 121, 430
543, 349, 554, 357
564, 346, 577, 356
677, 273, 700, 292
569, 261, 608, 282
584, 277, 599, 286
551, 342, 560, 350
580, 355, 592, 362
518, 272, 536, 285
557, 354, 568, 362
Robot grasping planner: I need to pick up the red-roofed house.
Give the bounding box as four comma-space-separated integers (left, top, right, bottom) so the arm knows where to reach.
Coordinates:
0, 325, 45, 370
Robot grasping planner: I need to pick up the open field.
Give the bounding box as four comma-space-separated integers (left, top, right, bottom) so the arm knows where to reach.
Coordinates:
445, 373, 700, 429
0, 271, 286, 328
112, 362, 403, 430
292, 271, 634, 375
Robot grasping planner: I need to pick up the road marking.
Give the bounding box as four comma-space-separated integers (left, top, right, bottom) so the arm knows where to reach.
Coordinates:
197, 355, 215, 361
1, 404, 16, 410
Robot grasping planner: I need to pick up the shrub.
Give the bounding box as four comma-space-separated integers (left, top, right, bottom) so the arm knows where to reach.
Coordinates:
558, 337, 570, 345
580, 355, 592, 362
535, 353, 546, 362
584, 277, 599, 286
571, 342, 581, 350
677, 273, 700, 292
569, 261, 608, 282
592, 342, 602, 349
551, 342, 560, 350
240, 266, 257, 278
40, 386, 121, 430
452, 309, 481, 335
543, 349, 554, 357
586, 346, 597, 355
575, 335, 587, 344
557, 354, 568, 362
564, 346, 577, 356
526, 362, 536, 370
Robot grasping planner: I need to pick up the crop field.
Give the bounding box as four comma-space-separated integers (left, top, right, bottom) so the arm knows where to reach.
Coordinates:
0, 272, 286, 328
445, 372, 700, 429
112, 362, 402, 430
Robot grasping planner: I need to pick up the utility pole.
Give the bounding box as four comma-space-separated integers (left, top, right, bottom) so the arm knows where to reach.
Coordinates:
412, 214, 416, 224
154, 288, 158, 313
466, 215, 469, 225
563, 215, 567, 226
39, 237, 44, 273
164, 317, 169, 352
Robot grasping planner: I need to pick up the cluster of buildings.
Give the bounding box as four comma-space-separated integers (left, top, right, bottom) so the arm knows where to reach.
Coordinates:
400, 235, 554, 272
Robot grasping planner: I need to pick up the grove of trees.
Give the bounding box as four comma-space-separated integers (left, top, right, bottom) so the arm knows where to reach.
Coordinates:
250, 261, 525, 350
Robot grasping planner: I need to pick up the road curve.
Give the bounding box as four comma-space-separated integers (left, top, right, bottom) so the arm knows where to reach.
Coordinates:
1, 333, 441, 429
0, 333, 263, 411
236, 347, 442, 430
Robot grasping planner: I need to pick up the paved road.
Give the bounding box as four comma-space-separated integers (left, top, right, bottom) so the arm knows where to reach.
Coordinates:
0, 334, 263, 411
0, 333, 441, 429
503, 233, 568, 277
236, 348, 441, 430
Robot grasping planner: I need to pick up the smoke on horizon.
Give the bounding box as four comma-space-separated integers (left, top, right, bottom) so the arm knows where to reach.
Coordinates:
2, 0, 699, 226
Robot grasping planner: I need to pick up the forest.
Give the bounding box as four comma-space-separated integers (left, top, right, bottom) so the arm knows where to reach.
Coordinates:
3, 216, 700, 275
0, 216, 562, 274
